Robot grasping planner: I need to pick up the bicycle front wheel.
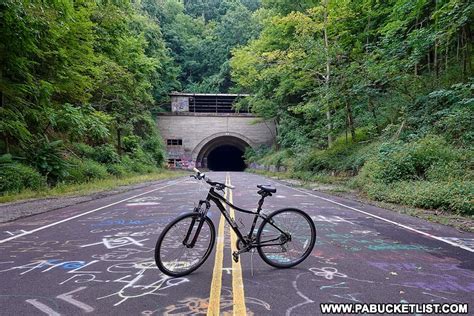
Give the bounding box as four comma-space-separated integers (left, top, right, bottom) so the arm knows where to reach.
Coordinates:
155, 212, 215, 277
257, 208, 316, 268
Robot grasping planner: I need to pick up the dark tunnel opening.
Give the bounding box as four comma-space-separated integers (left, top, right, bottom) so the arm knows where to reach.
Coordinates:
207, 145, 246, 171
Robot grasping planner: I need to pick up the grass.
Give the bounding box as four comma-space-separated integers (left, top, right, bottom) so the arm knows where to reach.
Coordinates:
247, 168, 474, 233
248, 168, 346, 185
0, 169, 187, 204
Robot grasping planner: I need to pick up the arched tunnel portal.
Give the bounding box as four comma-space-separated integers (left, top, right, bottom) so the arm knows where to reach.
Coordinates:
196, 135, 250, 171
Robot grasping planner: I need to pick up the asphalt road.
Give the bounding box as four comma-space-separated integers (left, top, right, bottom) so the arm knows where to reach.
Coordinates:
0, 172, 473, 315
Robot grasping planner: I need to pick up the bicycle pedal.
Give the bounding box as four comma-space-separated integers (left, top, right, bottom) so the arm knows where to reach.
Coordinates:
232, 252, 239, 263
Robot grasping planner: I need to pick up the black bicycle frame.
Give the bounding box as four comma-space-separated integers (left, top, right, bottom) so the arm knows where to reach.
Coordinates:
186, 187, 289, 249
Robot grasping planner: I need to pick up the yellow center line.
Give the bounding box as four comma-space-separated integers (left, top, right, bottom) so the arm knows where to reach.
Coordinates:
227, 173, 247, 315
207, 175, 227, 316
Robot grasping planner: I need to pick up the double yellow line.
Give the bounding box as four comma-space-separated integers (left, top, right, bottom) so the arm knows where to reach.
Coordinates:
207, 173, 247, 315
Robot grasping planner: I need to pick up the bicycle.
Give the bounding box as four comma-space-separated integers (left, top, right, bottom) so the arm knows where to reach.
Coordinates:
154, 168, 316, 277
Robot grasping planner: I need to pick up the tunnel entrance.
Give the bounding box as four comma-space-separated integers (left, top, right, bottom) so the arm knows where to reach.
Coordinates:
207, 145, 246, 171
195, 135, 250, 171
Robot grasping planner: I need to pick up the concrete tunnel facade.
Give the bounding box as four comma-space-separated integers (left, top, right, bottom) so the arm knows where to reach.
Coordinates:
156, 112, 276, 171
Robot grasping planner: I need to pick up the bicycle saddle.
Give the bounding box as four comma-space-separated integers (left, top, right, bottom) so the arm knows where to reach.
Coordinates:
257, 184, 276, 193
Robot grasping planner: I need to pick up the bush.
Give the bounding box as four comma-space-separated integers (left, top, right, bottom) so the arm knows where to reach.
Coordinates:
0, 160, 45, 193
426, 157, 473, 182
364, 180, 474, 215
294, 135, 378, 175
26, 139, 69, 184
121, 155, 157, 174
92, 144, 120, 164
106, 163, 128, 178
122, 135, 141, 153
244, 146, 271, 164
65, 158, 109, 183
71, 142, 95, 158
356, 135, 464, 185
259, 149, 291, 168
142, 138, 165, 166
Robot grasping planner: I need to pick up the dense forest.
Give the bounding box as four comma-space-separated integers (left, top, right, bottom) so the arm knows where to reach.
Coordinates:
0, 0, 473, 215
234, 0, 473, 214
0, 0, 259, 195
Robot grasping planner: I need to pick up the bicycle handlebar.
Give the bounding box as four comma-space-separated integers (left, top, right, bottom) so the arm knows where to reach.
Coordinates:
191, 168, 235, 189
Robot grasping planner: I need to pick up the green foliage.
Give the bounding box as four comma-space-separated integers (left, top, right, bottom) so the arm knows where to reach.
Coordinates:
356, 136, 465, 185
0, 159, 45, 194
295, 130, 376, 174
0, 0, 168, 190
121, 155, 157, 174
92, 144, 120, 164
71, 143, 95, 159
143, 138, 165, 166
232, 0, 473, 215
244, 146, 271, 163
106, 163, 129, 178
122, 136, 142, 154
65, 158, 109, 184
142, 0, 260, 92
364, 181, 474, 215
26, 139, 69, 184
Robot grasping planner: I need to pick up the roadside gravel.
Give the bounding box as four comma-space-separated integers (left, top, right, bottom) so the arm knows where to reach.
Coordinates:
0, 179, 178, 223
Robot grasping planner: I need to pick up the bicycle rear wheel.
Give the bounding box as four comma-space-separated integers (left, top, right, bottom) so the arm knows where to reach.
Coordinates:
257, 208, 316, 268
155, 212, 215, 277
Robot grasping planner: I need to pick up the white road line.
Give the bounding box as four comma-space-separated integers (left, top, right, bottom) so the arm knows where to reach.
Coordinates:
0, 178, 185, 244
279, 183, 474, 253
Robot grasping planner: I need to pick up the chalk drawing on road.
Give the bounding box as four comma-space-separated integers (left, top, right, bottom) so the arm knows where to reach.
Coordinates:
26, 299, 60, 316
80, 237, 148, 249
286, 273, 314, 316
0, 259, 94, 275
126, 196, 162, 206
320, 282, 348, 290
159, 287, 271, 316
309, 266, 374, 284
4, 230, 29, 236
350, 230, 379, 236
332, 293, 362, 302
25, 287, 94, 315
311, 215, 355, 225
56, 287, 94, 312
97, 273, 189, 306
309, 267, 347, 280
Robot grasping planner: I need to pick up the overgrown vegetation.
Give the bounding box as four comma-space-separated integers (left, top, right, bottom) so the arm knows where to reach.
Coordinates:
0, 0, 261, 197
237, 0, 473, 215
1, 0, 472, 216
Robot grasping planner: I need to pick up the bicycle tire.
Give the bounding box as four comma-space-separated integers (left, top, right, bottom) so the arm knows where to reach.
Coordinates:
155, 212, 215, 277
257, 208, 316, 268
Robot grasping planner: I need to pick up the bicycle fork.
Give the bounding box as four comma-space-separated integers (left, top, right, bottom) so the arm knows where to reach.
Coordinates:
182, 215, 205, 248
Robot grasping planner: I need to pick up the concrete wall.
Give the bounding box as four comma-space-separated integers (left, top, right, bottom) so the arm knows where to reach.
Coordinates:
156, 113, 276, 168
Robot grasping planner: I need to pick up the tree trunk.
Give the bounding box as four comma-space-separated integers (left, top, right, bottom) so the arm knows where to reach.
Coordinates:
274, 118, 280, 150
427, 51, 431, 73
434, 0, 439, 78
323, 0, 332, 147
3, 134, 9, 154
434, 39, 438, 77
345, 100, 356, 141
445, 38, 449, 72
467, 26, 472, 73
456, 32, 460, 62
117, 127, 122, 155
368, 96, 381, 134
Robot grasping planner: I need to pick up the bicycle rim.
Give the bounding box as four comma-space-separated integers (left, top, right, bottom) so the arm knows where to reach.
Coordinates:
156, 214, 214, 276
257, 209, 315, 268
